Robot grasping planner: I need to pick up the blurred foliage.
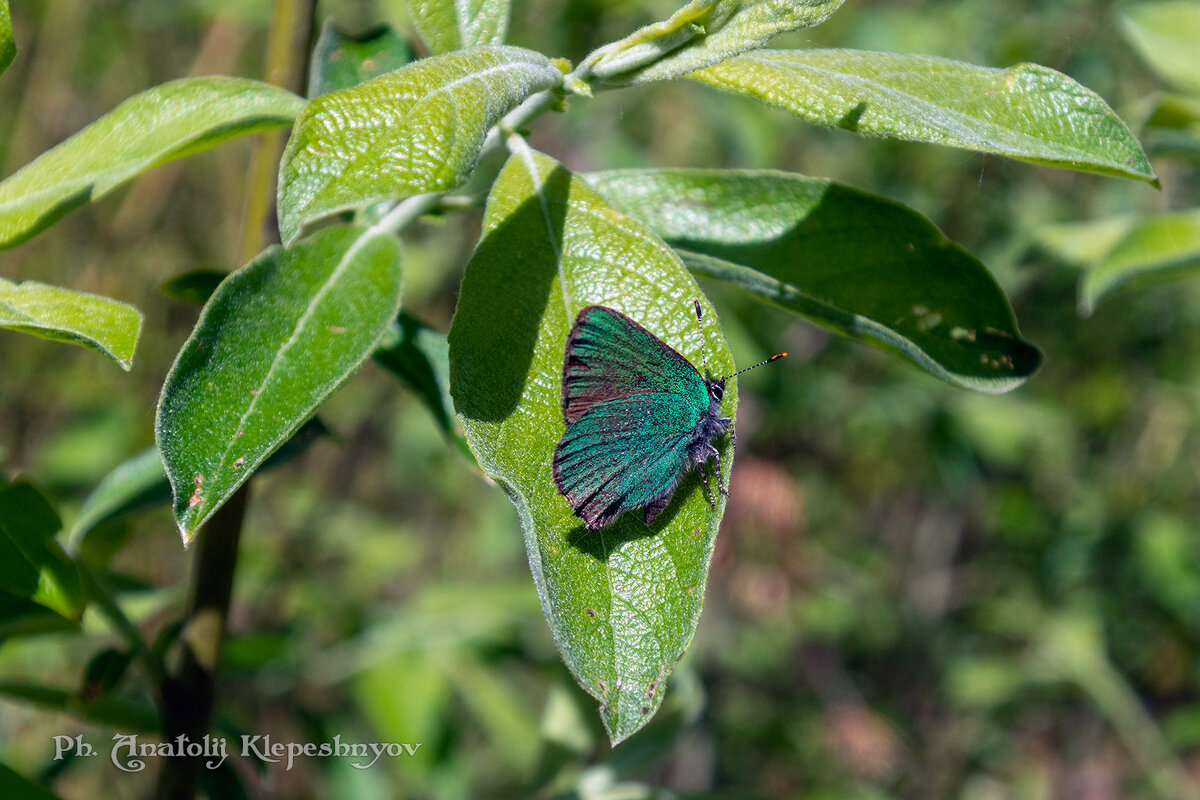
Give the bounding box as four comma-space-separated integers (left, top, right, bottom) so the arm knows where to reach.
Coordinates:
0, 0, 1198, 798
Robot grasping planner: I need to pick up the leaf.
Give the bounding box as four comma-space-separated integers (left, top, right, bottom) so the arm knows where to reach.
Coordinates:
277, 46, 561, 245
584, 0, 845, 85
448, 147, 735, 744
0, 279, 142, 370
0, 0, 14, 76
159, 269, 228, 305
0, 481, 84, 619
156, 224, 402, 544
308, 21, 415, 98
407, 0, 510, 54
373, 312, 462, 444
0, 77, 304, 250
0, 762, 62, 800
691, 50, 1157, 184
1047, 210, 1200, 314
1121, 1, 1200, 96
589, 169, 1041, 393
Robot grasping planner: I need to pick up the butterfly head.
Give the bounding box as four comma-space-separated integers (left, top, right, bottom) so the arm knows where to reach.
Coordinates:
706, 377, 726, 404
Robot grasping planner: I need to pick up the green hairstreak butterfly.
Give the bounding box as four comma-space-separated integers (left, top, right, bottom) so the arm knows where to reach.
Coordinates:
553, 300, 786, 530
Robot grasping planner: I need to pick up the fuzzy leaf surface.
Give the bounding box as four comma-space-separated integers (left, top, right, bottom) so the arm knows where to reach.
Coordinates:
407, 0, 509, 53
448, 147, 735, 743
0, 279, 142, 370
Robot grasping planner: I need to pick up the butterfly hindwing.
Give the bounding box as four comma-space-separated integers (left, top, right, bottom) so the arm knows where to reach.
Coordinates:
562, 305, 708, 425
553, 392, 700, 530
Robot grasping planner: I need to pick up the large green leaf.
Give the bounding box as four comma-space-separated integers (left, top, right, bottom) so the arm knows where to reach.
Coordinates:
589, 169, 1041, 393
0, 481, 84, 620
1121, 1, 1200, 96
156, 224, 402, 543
277, 46, 561, 245
448, 147, 736, 744
691, 50, 1157, 184
0, 0, 14, 76
0, 279, 142, 370
407, 0, 509, 54
1038, 210, 1200, 314
584, 0, 845, 85
0, 77, 304, 250
308, 21, 415, 98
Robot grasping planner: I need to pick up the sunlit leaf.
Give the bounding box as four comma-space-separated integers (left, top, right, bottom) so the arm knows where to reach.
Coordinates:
156, 224, 402, 544
0, 0, 14, 76
277, 46, 561, 244
0, 481, 84, 620
407, 0, 509, 54
590, 169, 1041, 392
585, 0, 845, 85
0, 279, 142, 370
308, 21, 415, 97
1121, 1, 1200, 96
691, 50, 1157, 184
448, 146, 735, 743
0, 77, 304, 249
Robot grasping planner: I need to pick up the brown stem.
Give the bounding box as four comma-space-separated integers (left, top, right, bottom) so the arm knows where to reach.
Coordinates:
154, 2, 316, 798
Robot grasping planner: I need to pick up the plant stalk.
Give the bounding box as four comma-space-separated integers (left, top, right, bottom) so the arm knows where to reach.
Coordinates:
153, 1, 316, 798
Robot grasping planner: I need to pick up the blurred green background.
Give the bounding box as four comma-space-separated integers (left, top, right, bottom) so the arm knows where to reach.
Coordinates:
2, 0, 1200, 798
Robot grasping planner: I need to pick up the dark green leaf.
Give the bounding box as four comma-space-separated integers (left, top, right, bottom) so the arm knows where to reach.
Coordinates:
584, 0, 845, 85
81, 647, 133, 698
374, 312, 459, 442
0, 591, 78, 640
277, 46, 562, 244
0, 762, 61, 800
449, 146, 734, 743
407, 0, 510, 54
691, 50, 1157, 184
156, 225, 402, 543
0, 681, 159, 731
0, 279, 142, 370
0, 481, 84, 619
589, 169, 1041, 392
0, 77, 304, 249
158, 270, 227, 305
308, 21, 415, 97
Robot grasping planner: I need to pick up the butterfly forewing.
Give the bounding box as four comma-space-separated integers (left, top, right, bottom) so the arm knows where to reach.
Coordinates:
562, 306, 708, 425
553, 392, 697, 529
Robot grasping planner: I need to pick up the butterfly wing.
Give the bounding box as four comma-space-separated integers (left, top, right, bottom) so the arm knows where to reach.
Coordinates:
562, 305, 707, 425
554, 392, 700, 530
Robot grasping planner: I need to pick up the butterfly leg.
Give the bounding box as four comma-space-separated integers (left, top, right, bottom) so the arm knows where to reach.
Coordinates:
698, 464, 715, 508
711, 450, 729, 498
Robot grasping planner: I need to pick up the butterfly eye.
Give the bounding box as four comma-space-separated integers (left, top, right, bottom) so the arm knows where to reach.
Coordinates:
709, 382, 724, 402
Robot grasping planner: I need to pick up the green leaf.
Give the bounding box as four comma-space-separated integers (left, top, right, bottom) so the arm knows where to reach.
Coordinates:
0, 0, 15, 76
0, 481, 85, 619
448, 146, 734, 744
584, 0, 845, 85
0, 279, 142, 370
374, 312, 462, 445
407, 0, 510, 54
691, 50, 1157, 184
1042, 210, 1200, 314
0, 762, 62, 800
156, 224, 402, 544
159, 269, 228, 305
308, 21, 415, 98
1121, 1, 1200, 96
589, 169, 1041, 393
0, 77, 304, 250
277, 46, 561, 245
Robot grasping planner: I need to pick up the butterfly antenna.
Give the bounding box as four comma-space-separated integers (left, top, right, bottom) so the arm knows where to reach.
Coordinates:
733, 351, 788, 377
693, 297, 710, 373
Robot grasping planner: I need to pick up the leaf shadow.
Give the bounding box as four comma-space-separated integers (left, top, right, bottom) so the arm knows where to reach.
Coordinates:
449, 165, 571, 423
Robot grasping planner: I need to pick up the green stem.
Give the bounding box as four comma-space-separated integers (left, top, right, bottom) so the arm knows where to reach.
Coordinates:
77, 562, 166, 685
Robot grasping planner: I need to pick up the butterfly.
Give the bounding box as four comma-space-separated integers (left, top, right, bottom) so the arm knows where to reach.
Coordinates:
552, 301, 786, 530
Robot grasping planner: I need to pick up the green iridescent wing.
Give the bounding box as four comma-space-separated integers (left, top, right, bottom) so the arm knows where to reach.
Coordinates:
554, 392, 701, 529
561, 305, 708, 424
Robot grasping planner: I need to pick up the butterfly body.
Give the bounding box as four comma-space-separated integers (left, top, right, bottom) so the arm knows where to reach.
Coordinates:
553, 305, 733, 530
